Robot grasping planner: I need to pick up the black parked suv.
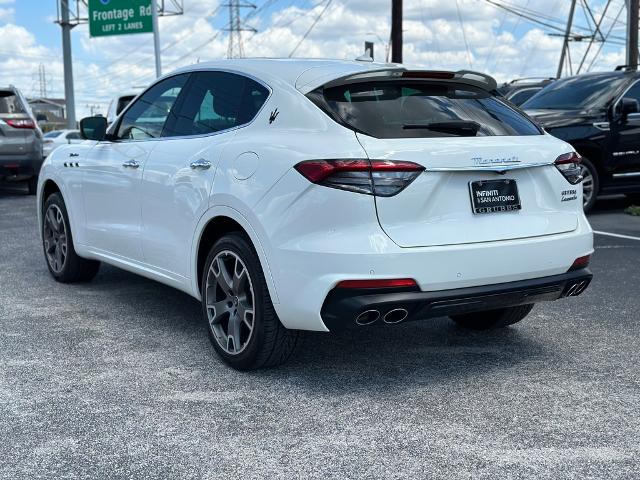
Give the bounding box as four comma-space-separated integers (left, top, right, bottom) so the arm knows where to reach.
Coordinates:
523, 68, 640, 211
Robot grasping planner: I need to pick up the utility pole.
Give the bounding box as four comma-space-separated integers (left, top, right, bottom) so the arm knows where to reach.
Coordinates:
557, 0, 577, 78
627, 0, 639, 68
151, 0, 162, 77
391, 0, 402, 63
60, 0, 76, 128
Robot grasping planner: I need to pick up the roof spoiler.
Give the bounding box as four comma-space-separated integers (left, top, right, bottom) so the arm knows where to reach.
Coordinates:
615, 64, 638, 71
319, 68, 498, 92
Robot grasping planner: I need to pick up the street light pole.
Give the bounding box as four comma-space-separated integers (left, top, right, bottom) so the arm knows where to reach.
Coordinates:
60, 0, 76, 128
391, 0, 402, 63
151, 0, 162, 77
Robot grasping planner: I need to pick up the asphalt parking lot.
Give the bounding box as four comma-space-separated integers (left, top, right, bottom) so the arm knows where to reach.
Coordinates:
1, 184, 639, 479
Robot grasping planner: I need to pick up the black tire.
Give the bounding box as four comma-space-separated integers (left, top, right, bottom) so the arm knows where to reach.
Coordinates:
27, 176, 37, 195
580, 156, 599, 213
200, 232, 298, 370
450, 304, 534, 330
42, 192, 101, 283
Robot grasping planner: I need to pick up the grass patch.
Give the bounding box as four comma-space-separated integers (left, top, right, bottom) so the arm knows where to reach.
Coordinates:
625, 205, 640, 216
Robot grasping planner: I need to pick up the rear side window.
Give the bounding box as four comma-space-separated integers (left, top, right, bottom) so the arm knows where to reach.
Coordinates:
0, 91, 26, 114
162, 71, 269, 137
309, 81, 541, 139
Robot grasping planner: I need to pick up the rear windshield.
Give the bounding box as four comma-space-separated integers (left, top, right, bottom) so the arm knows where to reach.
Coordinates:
44, 130, 63, 138
523, 75, 627, 110
308, 81, 541, 139
0, 91, 26, 114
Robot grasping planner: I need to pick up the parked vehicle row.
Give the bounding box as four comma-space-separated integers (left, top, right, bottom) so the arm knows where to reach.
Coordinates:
37, 59, 593, 370
522, 67, 640, 211
0, 86, 43, 194
498, 77, 555, 106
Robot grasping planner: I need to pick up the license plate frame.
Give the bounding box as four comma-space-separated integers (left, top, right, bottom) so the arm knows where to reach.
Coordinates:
469, 179, 521, 214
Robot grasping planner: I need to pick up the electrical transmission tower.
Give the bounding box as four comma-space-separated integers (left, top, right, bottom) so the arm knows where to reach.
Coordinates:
223, 0, 256, 58
38, 64, 48, 98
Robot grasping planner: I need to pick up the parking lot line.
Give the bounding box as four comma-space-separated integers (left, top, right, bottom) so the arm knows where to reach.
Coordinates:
594, 230, 640, 241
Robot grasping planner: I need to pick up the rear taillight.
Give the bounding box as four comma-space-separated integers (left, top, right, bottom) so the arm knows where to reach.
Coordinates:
6, 119, 36, 129
568, 254, 591, 271
336, 278, 418, 289
555, 152, 582, 184
294, 159, 424, 197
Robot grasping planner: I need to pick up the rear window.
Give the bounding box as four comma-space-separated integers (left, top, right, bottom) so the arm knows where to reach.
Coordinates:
44, 130, 63, 138
0, 91, 26, 114
308, 81, 541, 139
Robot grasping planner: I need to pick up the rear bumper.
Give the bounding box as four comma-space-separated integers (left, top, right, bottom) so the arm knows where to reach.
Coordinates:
320, 268, 592, 331
0, 155, 43, 180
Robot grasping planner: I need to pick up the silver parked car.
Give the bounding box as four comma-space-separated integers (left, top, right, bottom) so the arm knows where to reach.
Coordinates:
0, 86, 43, 194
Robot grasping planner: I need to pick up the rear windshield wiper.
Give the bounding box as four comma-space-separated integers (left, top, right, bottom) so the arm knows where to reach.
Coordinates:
402, 121, 480, 136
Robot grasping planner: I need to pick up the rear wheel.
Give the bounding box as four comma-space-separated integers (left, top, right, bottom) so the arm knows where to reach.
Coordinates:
580, 157, 598, 212
201, 233, 298, 370
42, 193, 100, 282
450, 304, 534, 330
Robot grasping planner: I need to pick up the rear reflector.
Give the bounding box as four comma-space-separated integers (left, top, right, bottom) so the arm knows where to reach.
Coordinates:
555, 152, 582, 185
6, 119, 36, 129
568, 254, 591, 271
336, 278, 418, 289
294, 159, 424, 197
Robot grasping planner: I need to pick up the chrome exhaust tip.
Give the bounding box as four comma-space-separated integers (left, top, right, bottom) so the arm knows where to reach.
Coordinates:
355, 310, 380, 326
383, 308, 408, 324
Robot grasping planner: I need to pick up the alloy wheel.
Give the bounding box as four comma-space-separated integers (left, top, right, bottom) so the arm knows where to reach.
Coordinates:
580, 164, 594, 208
205, 250, 255, 355
43, 204, 68, 273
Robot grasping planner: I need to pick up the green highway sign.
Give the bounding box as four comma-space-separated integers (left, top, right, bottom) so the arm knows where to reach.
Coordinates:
88, 0, 153, 37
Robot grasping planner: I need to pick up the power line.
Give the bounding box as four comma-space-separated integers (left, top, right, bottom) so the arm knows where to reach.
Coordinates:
288, 0, 333, 57
455, 0, 473, 69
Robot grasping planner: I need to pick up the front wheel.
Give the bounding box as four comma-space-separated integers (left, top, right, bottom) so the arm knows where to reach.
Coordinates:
201, 233, 298, 370
450, 304, 534, 330
42, 193, 101, 282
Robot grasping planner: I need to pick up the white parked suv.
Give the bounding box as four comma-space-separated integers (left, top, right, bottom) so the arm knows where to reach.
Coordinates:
37, 59, 593, 370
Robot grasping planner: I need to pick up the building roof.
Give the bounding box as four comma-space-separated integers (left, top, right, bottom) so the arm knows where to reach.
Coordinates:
28, 98, 66, 107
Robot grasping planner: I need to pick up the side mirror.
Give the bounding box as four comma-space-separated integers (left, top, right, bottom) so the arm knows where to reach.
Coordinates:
620, 98, 640, 120
80, 116, 108, 141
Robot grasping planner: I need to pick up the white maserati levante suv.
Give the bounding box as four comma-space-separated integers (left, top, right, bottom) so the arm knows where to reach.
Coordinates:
37, 59, 593, 370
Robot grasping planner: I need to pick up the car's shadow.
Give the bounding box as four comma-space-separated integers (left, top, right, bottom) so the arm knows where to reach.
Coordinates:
82, 263, 548, 393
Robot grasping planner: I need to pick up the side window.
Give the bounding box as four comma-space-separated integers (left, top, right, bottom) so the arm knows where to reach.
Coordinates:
623, 81, 640, 105
66, 132, 82, 140
116, 74, 189, 140
162, 71, 269, 137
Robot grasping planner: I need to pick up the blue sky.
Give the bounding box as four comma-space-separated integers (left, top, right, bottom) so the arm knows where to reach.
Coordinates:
0, 0, 630, 117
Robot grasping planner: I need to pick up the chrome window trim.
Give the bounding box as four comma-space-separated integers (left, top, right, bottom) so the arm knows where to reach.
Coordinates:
107, 68, 273, 144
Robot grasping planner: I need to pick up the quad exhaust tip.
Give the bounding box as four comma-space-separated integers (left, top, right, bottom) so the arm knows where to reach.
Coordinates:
383, 308, 408, 324
355, 310, 380, 326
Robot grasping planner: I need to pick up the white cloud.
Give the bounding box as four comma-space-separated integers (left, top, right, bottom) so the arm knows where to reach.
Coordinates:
0, 0, 628, 118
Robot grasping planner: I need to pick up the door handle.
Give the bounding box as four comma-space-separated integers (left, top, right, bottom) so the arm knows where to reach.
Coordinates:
190, 158, 211, 170
122, 159, 140, 169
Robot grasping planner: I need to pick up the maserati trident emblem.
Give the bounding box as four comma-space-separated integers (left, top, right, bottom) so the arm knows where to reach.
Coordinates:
269, 108, 279, 124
